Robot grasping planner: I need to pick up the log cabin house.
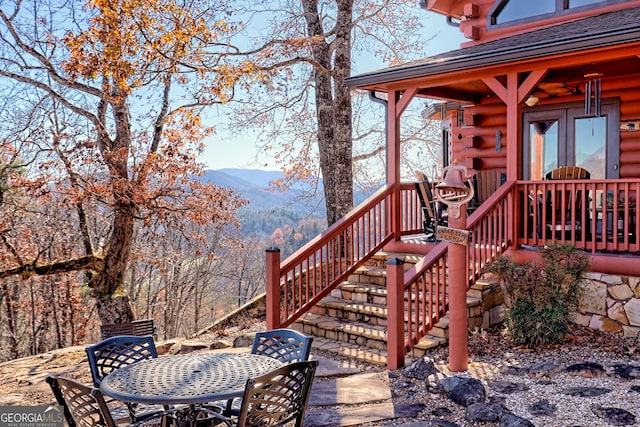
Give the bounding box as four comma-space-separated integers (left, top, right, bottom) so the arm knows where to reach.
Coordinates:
265, 0, 640, 368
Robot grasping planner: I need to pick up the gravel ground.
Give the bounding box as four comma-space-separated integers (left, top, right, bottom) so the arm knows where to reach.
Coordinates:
1, 323, 639, 427
354, 325, 640, 427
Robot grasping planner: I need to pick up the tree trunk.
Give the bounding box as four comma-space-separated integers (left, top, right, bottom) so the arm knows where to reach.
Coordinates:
92, 102, 137, 324
302, 0, 354, 226
95, 293, 134, 324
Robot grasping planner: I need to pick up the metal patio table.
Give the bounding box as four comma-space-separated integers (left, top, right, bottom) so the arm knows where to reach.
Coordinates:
100, 352, 283, 426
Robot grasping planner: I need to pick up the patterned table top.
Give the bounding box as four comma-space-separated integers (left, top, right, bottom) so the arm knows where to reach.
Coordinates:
100, 352, 283, 405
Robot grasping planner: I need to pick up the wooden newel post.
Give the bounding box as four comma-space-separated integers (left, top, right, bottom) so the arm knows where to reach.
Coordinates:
386, 257, 405, 370
433, 163, 473, 373
265, 247, 281, 330
446, 212, 469, 372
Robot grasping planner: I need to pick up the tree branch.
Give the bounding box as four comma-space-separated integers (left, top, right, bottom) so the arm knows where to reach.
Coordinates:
0, 254, 104, 280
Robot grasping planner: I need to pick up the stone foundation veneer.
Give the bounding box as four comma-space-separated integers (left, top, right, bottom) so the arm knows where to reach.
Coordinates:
573, 272, 640, 339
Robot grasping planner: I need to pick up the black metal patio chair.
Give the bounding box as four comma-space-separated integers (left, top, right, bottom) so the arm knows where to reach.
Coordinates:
85, 335, 170, 424
201, 360, 318, 427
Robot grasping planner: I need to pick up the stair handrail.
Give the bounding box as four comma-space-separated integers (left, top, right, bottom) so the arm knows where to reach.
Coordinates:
466, 180, 515, 283
387, 181, 515, 366
266, 185, 396, 328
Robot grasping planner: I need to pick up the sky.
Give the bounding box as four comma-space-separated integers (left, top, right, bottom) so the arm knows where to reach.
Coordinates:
199, 10, 466, 171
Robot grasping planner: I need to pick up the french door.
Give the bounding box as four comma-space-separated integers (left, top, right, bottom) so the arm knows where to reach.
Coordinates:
523, 100, 619, 180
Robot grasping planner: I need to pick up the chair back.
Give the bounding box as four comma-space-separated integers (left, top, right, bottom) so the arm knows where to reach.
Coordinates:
236, 360, 318, 427
85, 335, 158, 387
251, 329, 313, 363
544, 166, 591, 237
473, 169, 506, 206
414, 171, 436, 220
545, 166, 591, 180
46, 375, 117, 427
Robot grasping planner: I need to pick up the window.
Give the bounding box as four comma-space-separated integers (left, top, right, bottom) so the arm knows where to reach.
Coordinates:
490, 0, 618, 26
523, 101, 619, 180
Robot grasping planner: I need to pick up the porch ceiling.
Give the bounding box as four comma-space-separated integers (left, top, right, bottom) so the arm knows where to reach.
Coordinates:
347, 7, 640, 102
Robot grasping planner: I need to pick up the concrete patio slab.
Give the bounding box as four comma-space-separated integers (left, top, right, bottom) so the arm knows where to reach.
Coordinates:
312, 354, 363, 377
308, 371, 392, 406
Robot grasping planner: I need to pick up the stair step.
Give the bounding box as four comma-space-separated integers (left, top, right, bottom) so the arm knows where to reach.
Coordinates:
312, 296, 388, 323
310, 336, 389, 366
332, 282, 387, 304
310, 335, 444, 366
370, 251, 422, 267
298, 313, 388, 352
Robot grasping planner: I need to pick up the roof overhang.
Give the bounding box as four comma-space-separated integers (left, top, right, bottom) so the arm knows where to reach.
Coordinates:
346, 8, 640, 103
422, 0, 467, 20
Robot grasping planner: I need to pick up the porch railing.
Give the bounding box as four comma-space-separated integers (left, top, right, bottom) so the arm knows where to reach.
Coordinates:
266, 177, 639, 367
266, 184, 423, 329
516, 179, 640, 253
387, 181, 515, 367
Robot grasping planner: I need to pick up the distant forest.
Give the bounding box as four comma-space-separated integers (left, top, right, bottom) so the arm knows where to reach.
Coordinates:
238, 210, 326, 257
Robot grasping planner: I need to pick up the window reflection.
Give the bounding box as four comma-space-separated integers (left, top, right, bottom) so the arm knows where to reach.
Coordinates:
575, 116, 606, 179
530, 121, 558, 180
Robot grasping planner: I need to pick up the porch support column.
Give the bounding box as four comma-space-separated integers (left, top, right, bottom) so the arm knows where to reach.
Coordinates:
482, 69, 547, 181
386, 257, 406, 370
388, 87, 418, 239
483, 70, 547, 246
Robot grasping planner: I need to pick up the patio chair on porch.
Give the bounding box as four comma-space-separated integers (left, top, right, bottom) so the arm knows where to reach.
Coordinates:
211, 360, 319, 427
544, 166, 591, 239
468, 169, 506, 214
47, 375, 118, 427
213, 328, 314, 417
415, 171, 446, 240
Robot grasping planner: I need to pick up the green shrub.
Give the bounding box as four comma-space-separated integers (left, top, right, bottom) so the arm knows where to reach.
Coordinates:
486, 243, 589, 348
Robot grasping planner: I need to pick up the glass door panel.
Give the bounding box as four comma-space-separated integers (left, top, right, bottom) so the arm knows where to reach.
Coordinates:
523, 101, 619, 180
573, 116, 606, 179
529, 120, 559, 180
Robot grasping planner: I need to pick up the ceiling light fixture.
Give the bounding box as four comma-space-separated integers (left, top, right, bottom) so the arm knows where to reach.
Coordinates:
525, 95, 539, 107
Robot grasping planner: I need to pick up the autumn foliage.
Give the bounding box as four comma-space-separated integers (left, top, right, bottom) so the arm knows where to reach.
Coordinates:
0, 0, 250, 359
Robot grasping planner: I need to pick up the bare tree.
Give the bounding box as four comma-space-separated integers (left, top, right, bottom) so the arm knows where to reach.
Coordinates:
222, 0, 438, 224
0, 0, 247, 323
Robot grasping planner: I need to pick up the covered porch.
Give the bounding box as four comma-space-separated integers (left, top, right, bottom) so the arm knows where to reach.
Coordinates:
348, 6, 640, 260
265, 7, 640, 368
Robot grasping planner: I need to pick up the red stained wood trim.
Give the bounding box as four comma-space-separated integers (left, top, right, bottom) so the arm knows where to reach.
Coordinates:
482, 77, 507, 103
395, 87, 418, 118
517, 69, 548, 103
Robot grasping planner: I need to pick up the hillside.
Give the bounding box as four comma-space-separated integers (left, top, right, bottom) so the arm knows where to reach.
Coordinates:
201, 169, 326, 214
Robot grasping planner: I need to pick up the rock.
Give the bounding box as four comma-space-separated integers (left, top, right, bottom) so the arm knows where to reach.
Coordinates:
465, 402, 505, 422
611, 363, 640, 379
431, 376, 468, 394
177, 341, 208, 354
527, 398, 557, 416
448, 378, 486, 407
499, 365, 529, 376
488, 380, 530, 394
565, 362, 606, 377
432, 421, 461, 427
208, 339, 232, 350
562, 386, 611, 397
591, 405, 637, 426
528, 361, 562, 377
232, 334, 254, 348
404, 358, 439, 379
431, 407, 453, 417
500, 413, 535, 427
155, 340, 180, 355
